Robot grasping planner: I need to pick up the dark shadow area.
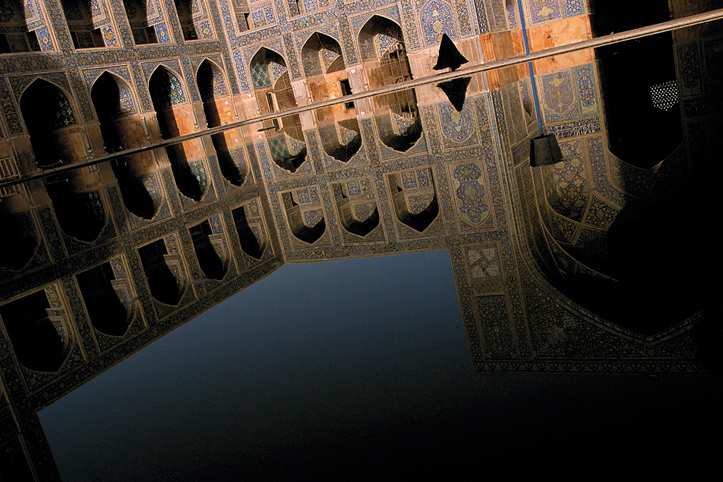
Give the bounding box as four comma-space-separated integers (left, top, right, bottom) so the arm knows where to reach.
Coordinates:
59, 0, 105, 49
76, 263, 133, 337
281, 192, 326, 244
343, 207, 380, 237
111, 159, 157, 219
123, 0, 159, 44
139, 240, 185, 305
0, 291, 69, 372
92, 72, 158, 219
174, 0, 198, 40
591, 0, 682, 168
377, 114, 422, 152
197, 60, 245, 186
20, 79, 74, 168
190, 221, 226, 281
388, 173, 439, 233
0, 206, 38, 271
0, 0, 41, 53
231, 206, 266, 260
149, 68, 204, 201
45, 178, 106, 243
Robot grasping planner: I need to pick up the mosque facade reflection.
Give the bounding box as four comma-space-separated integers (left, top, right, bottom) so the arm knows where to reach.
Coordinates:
1, 0, 722, 479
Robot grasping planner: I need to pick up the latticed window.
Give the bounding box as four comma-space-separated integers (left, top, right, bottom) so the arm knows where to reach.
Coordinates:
380, 43, 411, 84
650, 80, 678, 111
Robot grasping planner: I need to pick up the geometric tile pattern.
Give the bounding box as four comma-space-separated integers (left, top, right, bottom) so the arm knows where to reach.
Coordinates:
452, 162, 489, 226
466, 246, 501, 280
540, 69, 579, 123
574, 63, 599, 118
562, 0, 585, 17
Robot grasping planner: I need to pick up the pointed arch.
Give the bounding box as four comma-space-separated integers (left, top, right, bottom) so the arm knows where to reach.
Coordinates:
388, 169, 439, 233
358, 16, 422, 152
231, 203, 268, 260
301, 32, 344, 77
138, 237, 188, 305
0, 192, 39, 271
149, 66, 208, 201
590, 0, 682, 168
189, 218, 229, 281
281, 189, 325, 244
250, 48, 308, 173
358, 15, 405, 62
301, 32, 362, 163
77, 260, 136, 337
19, 78, 78, 168
332, 181, 380, 238
58, 0, 106, 49
20, 80, 108, 242
0, 286, 73, 372
197, 59, 247, 186
92, 71, 160, 219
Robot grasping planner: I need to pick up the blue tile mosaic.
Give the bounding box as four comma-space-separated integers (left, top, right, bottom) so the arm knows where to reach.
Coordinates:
540, 69, 580, 123
452, 162, 489, 225
563, 0, 585, 17
574, 63, 599, 118
420, 1, 457, 46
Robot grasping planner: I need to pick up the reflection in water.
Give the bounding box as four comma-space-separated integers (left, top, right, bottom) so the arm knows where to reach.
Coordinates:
1, 1, 723, 479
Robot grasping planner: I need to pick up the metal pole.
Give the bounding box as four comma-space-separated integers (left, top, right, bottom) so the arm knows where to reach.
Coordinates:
515, 0, 544, 135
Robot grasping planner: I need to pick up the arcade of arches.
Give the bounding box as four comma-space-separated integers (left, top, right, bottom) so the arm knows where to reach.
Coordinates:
1, 0, 723, 479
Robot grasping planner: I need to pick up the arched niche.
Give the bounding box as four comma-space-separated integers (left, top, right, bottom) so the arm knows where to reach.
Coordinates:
92, 71, 160, 220
388, 169, 439, 232
281, 189, 326, 244
173, 0, 212, 41
591, 0, 682, 168
331, 180, 380, 238
197, 59, 247, 186
302, 32, 362, 163
231, 202, 267, 260
138, 237, 187, 305
0, 192, 39, 271
149, 66, 208, 201
189, 218, 229, 281
0, 286, 72, 372
123, 0, 160, 44
20, 79, 80, 168
19, 79, 108, 242
358, 16, 422, 152
229, 0, 251, 33
44, 174, 108, 243
58, 0, 106, 49
0, 0, 41, 53
250, 48, 307, 172
76, 260, 136, 337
